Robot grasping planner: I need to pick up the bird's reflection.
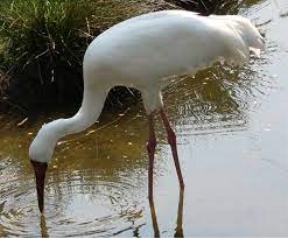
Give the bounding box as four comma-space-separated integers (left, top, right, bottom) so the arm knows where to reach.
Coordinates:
149, 199, 160, 237
174, 189, 184, 238
149, 189, 184, 238
40, 215, 49, 238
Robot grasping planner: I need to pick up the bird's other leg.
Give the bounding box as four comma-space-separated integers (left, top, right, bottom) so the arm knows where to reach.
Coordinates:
174, 189, 184, 238
160, 108, 184, 189
147, 112, 157, 202
149, 197, 160, 237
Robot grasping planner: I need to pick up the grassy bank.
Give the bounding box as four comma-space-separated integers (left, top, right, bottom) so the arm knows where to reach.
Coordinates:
0, 0, 242, 116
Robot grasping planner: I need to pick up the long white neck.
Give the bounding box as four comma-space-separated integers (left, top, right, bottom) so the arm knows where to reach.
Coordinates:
29, 87, 108, 163
51, 88, 107, 141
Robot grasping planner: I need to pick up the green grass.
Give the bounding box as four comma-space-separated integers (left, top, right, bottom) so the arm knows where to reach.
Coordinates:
0, 0, 95, 73
0, 0, 172, 71
0, 0, 98, 112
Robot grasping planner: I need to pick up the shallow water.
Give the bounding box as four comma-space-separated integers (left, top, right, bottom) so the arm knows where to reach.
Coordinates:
1, 0, 288, 237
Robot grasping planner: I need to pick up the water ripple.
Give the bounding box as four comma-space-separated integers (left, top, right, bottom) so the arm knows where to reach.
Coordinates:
0, 169, 145, 237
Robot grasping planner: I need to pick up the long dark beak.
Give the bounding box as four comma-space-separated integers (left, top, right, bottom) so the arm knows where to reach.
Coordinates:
30, 160, 48, 213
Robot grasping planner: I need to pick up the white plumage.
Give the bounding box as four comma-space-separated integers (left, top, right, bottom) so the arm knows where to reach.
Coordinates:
28, 10, 264, 213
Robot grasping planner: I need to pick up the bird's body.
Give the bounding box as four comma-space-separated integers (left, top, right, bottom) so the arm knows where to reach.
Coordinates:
29, 10, 264, 213
85, 11, 262, 91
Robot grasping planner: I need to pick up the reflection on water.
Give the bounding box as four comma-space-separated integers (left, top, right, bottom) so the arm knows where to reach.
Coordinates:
149, 190, 184, 238
0, 164, 147, 236
1, 0, 288, 236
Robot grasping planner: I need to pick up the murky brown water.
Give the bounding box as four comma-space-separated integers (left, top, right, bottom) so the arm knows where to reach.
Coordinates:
1, 0, 288, 237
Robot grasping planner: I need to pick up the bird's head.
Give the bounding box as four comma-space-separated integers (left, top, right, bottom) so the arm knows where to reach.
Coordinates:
29, 124, 58, 213
228, 15, 265, 53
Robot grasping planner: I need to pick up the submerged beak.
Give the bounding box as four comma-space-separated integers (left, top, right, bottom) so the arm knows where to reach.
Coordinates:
30, 160, 48, 213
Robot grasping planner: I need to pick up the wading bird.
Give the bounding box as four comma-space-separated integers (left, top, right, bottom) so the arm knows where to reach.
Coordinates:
29, 10, 264, 213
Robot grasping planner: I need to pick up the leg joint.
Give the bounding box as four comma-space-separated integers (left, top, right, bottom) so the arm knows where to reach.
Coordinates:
167, 129, 176, 146
147, 138, 157, 154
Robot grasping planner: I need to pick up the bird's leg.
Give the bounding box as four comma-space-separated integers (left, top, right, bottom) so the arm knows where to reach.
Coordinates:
147, 112, 157, 202
174, 189, 184, 238
160, 108, 185, 189
149, 197, 160, 237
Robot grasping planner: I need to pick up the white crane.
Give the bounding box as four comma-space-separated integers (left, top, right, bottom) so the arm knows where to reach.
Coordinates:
29, 10, 264, 213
